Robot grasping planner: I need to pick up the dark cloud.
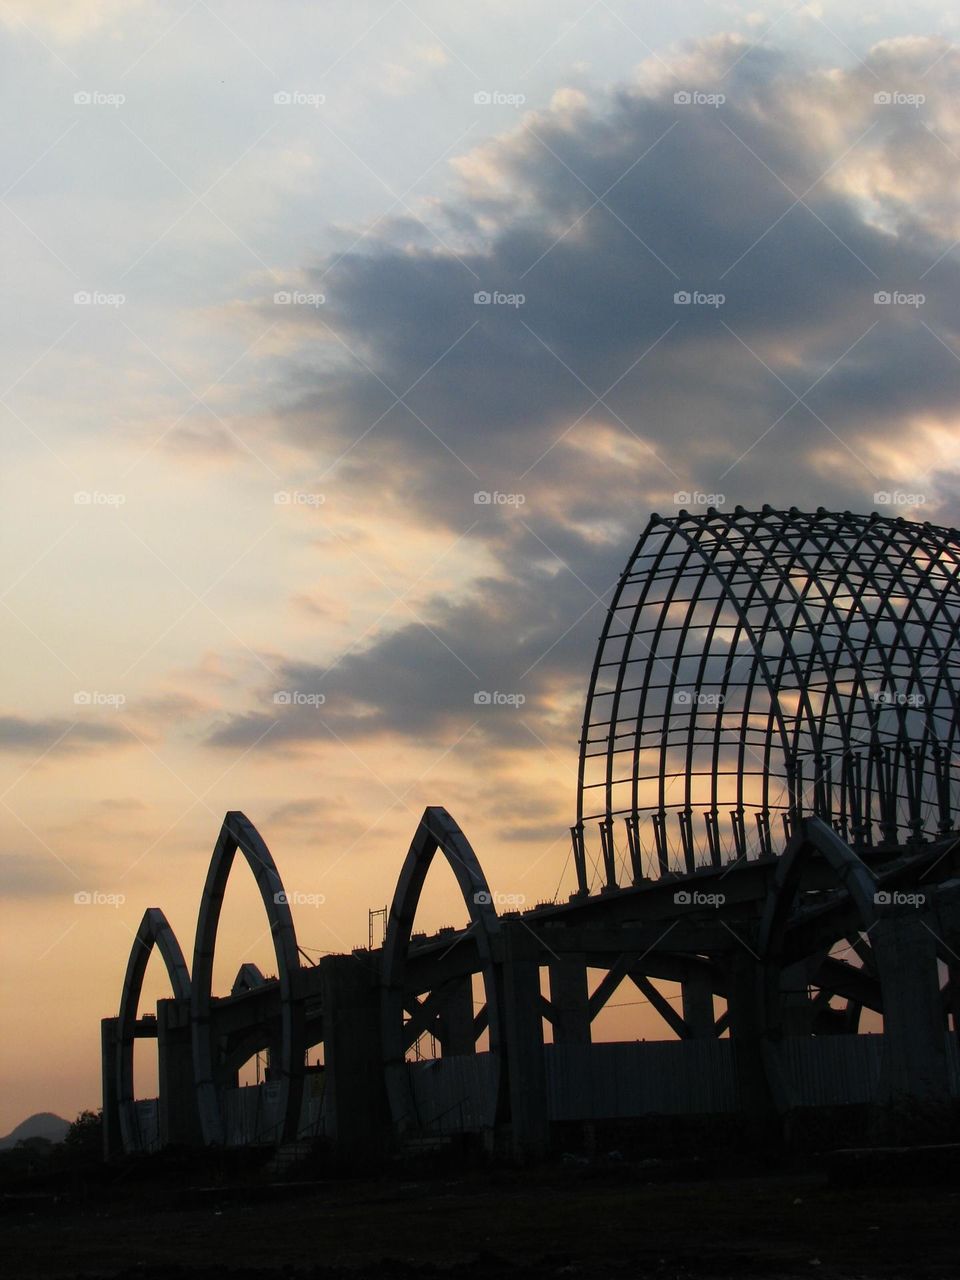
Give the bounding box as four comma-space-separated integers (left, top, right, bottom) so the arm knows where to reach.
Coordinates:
272, 41, 960, 512
212, 37, 960, 755
0, 851, 81, 898
209, 554, 594, 749
0, 715, 130, 754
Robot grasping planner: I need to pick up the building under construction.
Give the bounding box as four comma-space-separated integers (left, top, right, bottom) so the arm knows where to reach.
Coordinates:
101, 505, 960, 1159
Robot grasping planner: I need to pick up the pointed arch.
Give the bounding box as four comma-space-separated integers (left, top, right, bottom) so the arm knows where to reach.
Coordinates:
191, 812, 305, 1145
117, 907, 190, 1154
231, 962, 267, 995
381, 807, 502, 1134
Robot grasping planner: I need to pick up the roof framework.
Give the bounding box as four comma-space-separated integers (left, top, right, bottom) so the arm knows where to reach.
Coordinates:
574, 505, 960, 890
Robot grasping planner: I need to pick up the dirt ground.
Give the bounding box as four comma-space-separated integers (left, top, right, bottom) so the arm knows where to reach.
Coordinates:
2, 1164, 959, 1280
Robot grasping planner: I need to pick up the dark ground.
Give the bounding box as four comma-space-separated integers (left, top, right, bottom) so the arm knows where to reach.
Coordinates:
2, 1160, 959, 1280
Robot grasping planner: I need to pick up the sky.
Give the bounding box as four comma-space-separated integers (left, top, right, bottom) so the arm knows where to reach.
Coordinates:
1, 0, 959, 1132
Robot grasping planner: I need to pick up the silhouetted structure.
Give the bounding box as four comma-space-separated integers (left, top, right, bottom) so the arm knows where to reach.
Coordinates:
578, 504, 960, 882
102, 507, 960, 1160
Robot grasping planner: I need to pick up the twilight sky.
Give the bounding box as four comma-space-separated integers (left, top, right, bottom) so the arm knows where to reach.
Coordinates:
2, 0, 959, 1132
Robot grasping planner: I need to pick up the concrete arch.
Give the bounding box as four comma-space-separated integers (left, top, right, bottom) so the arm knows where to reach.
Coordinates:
381, 807, 502, 1134
117, 907, 190, 1154
191, 812, 305, 1145
757, 816, 879, 1109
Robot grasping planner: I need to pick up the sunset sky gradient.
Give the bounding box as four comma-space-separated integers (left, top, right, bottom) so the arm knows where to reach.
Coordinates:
2, 0, 959, 1131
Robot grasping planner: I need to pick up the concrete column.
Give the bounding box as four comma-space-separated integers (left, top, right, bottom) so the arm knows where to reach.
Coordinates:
548, 953, 591, 1045
320, 953, 389, 1160
436, 975, 476, 1056
874, 907, 950, 1102
681, 968, 716, 1039
933, 890, 960, 1051
100, 1018, 123, 1160
779, 961, 815, 1037
725, 950, 775, 1116
501, 922, 549, 1160
157, 998, 201, 1147
948, 963, 960, 1048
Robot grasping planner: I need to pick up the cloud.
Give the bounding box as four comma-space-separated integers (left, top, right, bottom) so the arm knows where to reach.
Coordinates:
269, 37, 960, 509
210, 36, 960, 758
0, 715, 131, 754
0, 0, 143, 40
0, 851, 83, 897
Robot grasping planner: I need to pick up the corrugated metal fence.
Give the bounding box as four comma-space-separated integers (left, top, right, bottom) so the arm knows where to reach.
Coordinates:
546, 1039, 739, 1118
406, 1052, 500, 1133
402, 1034, 960, 1132
213, 1034, 960, 1143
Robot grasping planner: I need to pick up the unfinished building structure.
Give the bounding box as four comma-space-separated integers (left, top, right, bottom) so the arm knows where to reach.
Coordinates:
102, 506, 960, 1159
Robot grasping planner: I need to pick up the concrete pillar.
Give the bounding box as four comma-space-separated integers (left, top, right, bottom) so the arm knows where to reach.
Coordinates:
948, 963, 960, 1049
725, 950, 776, 1116
436, 975, 476, 1056
320, 953, 389, 1159
681, 968, 716, 1039
779, 961, 815, 1036
934, 891, 960, 1052
100, 1018, 123, 1160
874, 907, 950, 1102
548, 953, 591, 1045
157, 998, 201, 1147
501, 922, 549, 1160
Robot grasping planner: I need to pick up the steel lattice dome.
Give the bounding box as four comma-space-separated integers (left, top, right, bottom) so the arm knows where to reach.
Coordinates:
574, 505, 960, 888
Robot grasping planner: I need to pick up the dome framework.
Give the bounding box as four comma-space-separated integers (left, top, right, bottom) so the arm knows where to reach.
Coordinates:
574, 505, 960, 891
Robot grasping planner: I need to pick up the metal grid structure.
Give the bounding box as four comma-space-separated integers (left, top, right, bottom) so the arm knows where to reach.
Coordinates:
574, 505, 960, 889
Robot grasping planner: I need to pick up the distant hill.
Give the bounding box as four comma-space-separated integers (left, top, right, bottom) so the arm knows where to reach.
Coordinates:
0, 1112, 70, 1149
